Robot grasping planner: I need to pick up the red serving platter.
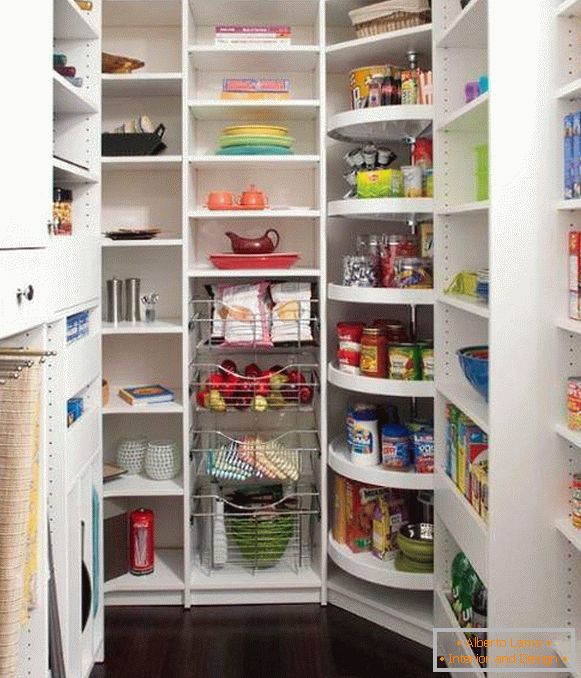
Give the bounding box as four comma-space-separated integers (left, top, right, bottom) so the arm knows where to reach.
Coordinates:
209, 252, 300, 270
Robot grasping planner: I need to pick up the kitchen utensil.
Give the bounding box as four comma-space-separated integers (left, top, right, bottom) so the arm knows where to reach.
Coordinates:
116, 438, 148, 474
457, 345, 489, 401
106, 278, 123, 324
144, 440, 179, 480
240, 185, 269, 208
208, 252, 299, 270
81, 521, 92, 632
125, 278, 141, 322
141, 292, 159, 323
102, 124, 166, 157
206, 191, 236, 210
397, 522, 434, 563
225, 229, 280, 254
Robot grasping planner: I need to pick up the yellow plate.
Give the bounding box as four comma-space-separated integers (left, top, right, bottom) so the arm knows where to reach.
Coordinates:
222, 124, 289, 137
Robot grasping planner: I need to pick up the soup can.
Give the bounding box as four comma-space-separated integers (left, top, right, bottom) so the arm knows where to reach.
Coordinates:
568, 377, 581, 431
130, 508, 155, 575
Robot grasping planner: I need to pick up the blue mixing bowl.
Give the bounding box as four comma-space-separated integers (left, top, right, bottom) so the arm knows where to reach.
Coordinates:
457, 346, 489, 401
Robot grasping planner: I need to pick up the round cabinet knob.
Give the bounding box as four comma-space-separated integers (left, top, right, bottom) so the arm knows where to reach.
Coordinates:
16, 285, 34, 303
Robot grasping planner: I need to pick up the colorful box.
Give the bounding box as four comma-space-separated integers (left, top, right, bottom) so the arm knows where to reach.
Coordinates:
356, 169, 403, 199
345, 480, 384, 553
565, 114, 575, 200
574, 113, 581, 199
445, 403, 459, 481
332, 475, 347, 545
569, 232, 581, 320
215, 25, 292, 45
457, 416, 487, 498
221, 78, 291, 100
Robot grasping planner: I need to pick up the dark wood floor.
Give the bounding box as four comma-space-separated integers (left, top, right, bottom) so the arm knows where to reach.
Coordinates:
90, 604, 440, 678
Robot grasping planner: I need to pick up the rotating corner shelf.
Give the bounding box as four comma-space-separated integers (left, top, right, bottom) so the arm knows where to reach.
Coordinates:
327, 106, 433, 144
328, 198, 434, 221
329, 437, 434, 490
328, 283, 433, 306
328, 533, 433, 591
326, 24, 432, 74
328, 363, 435, 398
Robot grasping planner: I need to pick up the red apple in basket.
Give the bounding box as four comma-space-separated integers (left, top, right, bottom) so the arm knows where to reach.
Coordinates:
219, 359, 238, 378
244, 363, 261, 379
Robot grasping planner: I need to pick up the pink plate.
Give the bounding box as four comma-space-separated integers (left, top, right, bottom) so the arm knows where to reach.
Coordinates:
209, 252, 300, 270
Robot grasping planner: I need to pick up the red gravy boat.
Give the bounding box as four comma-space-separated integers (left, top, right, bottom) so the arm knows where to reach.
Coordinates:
225, 229, 280, 255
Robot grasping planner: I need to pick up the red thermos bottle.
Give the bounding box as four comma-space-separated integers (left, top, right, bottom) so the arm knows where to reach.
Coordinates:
129, 508, 155, 575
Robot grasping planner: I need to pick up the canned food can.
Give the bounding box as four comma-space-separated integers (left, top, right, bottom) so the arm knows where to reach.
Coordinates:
568, 377, 581, 431
130, 508, 155, 575
388, 343, 421, 381
337, 322, 365, 374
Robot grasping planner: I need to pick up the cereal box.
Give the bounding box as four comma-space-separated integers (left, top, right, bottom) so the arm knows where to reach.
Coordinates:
457, 416, 487, 498
566, 113, 575, 200
332, 475, 347, 544
346, 480, 385, 553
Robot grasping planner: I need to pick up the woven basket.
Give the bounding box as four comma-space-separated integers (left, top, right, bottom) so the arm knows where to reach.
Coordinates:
353, 10, 430, 37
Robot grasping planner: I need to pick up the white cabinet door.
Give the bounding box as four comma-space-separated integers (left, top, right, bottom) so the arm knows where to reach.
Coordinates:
0, 4, 52, 249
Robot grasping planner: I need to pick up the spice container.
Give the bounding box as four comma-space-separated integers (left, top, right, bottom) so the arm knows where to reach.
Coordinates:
568, 377, 581, 431
394, 256, 433, 289
381, 424, 412, 470
52, 187, 73, 235
389, 343, 421, 380
343, 255, 378, 287
360, 326, 388, 378
347, 404, 380, 466
337, 322, 365, 374
572, 473, 581, 529
380, 235, 418, 288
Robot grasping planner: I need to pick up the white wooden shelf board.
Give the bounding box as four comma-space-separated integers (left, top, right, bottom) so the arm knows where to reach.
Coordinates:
189, 208, 319, 220
328, 533, 433, 591
328, 284, 434, 305
54, 0, 98, 39
556, 422, 581, 449
101, 239, 182, 248
328, 198, 434, 220
102, 319, 182, 334
102, 73, 183, 97
188, 100, 320, 121
103, 387, 183, 414
436, 381, 489, 433
558, 199, 581, 211
53, 72, 98, 115
437, 293, 489, 319
328, 362, 435, 398
435, 468, 488, 586
438, 93, 489, 133
554, 639, 580, 677
437, 201, 489, 216
434, 588, 486, 676
557, 0, 581, 17
53, 158, 99, 184
436, 0, 488, 49
555, 517, 581, 553
327, 568, 433, 648
557, 317, 581, 334
101, 156, 182, 171
188, 45, 320, 71
557, 78, 581, 100
104, 549, 183, 593
329, 438, 434, 490
327, 106, 433, 143
326, 24, 432, 73
189, 266, 321, 279
188, 155, 320, 168
103, 474, 183, 498
190, 562, 321, 591
103, 0, 182, 27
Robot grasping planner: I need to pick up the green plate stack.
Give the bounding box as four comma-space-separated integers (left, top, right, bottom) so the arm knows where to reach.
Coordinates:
216, 124, 295, 156
231, 513, 295, 568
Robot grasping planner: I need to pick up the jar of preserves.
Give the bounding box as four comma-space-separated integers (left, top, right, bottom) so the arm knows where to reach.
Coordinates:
360, 326, 388, 378
394, 256, 433, 289
53, 187, 73, 236
372, 318, 409, 343
380, 234, 418, 287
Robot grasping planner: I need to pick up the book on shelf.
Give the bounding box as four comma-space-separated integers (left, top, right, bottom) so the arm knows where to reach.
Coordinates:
117, 384, 175, 405
221, 78, 291, 100
215, 25, 292, 45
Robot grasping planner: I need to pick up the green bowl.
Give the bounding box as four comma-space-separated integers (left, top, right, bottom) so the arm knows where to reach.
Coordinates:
231, 514, 295, 567
397, 523, 434, 563
395, 552, 434, 574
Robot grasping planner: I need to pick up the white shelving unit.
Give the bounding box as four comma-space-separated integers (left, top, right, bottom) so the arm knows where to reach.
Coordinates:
328, 363, 435, 398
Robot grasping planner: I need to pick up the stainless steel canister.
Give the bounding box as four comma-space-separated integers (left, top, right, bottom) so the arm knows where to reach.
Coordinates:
106, 278, 124, 324
125, 278, 141, 322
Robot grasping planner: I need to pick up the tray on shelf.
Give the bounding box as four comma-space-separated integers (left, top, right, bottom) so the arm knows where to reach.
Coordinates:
208, 252, 300, 270
102, 124, 167, 157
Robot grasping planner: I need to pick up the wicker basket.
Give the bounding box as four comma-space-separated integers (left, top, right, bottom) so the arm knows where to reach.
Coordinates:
352, 11, 430, 37
348, 0, 431, 38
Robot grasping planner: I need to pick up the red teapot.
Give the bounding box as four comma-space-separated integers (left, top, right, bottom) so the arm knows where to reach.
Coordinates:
225, 229, 280, 255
